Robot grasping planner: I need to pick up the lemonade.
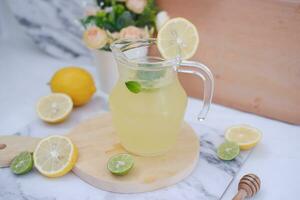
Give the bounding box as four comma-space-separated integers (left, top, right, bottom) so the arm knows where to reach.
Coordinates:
109, 37, 214, 156
109, 61, 187, 156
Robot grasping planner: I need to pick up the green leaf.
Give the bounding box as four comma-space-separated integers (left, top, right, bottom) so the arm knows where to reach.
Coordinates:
108, 10, 115, 24
96, 11, 106, 18
116, 11, 135, 30
125, 81, 142, 94
135, 0, 159, 28
113, 4, 125, 17
80, 16, 96, 28
94, 15, 117, 32
97, 0, 114, 8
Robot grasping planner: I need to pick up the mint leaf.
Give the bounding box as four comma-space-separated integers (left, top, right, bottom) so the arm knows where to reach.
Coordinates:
125, 81, 142, 94
136, 70, 166, 81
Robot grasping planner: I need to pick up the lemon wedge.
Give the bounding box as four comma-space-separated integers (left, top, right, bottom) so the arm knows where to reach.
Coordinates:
225, 124, 262, 150
157, 17, 199, 59
36, 93, 73, 123
33, 135, 78, 178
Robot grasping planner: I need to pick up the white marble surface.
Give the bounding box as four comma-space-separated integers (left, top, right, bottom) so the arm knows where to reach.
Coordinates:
1, 7, 300, 200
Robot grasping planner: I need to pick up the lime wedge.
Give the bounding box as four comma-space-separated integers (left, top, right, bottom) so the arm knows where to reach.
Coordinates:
10, 151, 33, 175
217, 142, 240, 161
107, 154, 134, 175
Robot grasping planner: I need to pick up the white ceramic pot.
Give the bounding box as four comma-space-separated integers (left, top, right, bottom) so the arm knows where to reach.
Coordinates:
92, 50, 119, 95
93, 47, 148, 95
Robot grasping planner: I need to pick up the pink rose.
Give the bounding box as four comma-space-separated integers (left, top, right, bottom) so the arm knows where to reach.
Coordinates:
120, 26, 147, 39
83, 26, 108, 49
126, 0, 147, 14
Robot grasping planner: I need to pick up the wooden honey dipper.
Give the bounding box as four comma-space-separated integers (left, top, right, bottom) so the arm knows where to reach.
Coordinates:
233, 174, 261, 200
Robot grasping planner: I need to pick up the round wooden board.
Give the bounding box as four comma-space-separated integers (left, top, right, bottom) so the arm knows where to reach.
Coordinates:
67, 113, 200, 193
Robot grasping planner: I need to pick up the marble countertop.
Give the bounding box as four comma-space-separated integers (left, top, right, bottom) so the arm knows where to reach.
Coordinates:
1, 12, 300, 200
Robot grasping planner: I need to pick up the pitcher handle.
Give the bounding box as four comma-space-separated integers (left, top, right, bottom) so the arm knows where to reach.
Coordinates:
177, 60, 214, 121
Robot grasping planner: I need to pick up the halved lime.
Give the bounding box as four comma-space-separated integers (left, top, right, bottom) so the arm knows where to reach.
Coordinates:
10, 151, 33, 175
217, 141, 240, 161
107, 154, 134, 176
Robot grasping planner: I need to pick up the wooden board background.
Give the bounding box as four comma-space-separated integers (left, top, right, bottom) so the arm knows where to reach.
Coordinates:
157, 0, 300, 124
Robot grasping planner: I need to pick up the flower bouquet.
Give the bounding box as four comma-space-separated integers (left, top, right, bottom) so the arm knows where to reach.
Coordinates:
81, 0, 169, 50
81, 0, 169, 94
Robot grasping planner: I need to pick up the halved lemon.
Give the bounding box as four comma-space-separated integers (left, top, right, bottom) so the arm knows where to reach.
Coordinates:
225, 124, 262, 150
157, 17, 199, 60
36, 93, 73, 123
33, 135, 78, 178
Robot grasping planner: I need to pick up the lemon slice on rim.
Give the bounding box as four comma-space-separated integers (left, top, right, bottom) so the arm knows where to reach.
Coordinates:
157, 17, 199, 59
225, 124, 262, 150
36, 93, 73, 123
33, 135, 78, 178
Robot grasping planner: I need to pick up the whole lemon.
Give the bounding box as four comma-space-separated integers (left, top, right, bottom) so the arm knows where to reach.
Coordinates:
50, 67, 96, 106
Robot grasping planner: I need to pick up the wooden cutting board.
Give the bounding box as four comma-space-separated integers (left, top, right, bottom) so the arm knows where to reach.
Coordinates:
0, 113, 199, 193
157, 0, 300, 124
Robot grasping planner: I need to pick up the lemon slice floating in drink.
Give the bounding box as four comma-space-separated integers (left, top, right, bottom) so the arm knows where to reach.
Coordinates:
33, 135, 78, 178
225, 124, 262, 150
107, 154, 134, 176
36, 93, 73, 123
157, 17, 199, 59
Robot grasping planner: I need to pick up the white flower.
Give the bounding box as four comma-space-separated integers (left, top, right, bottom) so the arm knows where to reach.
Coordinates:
126, 0, 147, 14
83, 26, 108, 49
120, 26, 148, 39
155, 11, 170, 31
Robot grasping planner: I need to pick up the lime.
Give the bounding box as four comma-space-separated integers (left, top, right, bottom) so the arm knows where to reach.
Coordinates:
10, 151, 33, 175
217, 142, 240, 161
107, 154, 134, 175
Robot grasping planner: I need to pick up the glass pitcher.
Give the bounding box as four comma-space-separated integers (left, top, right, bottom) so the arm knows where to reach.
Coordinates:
109, 38, 214, 156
